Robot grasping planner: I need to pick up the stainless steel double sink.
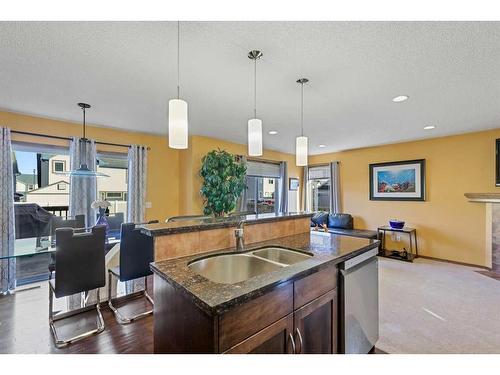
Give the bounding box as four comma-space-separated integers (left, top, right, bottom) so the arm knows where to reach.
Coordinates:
188, 247, 313, 284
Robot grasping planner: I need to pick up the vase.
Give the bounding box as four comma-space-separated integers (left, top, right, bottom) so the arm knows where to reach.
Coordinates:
96, 207, 110, 235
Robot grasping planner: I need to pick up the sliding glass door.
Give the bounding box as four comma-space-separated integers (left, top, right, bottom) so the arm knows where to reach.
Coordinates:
243, 160, 281, 214
244, 176, 279, 214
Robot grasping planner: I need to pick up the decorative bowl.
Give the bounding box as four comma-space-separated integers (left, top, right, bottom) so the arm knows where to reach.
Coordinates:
389, 220, 405, 229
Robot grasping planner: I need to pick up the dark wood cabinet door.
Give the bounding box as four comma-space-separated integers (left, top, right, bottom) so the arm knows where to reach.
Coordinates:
293, 289, 338, 354
223, 314, 294, 354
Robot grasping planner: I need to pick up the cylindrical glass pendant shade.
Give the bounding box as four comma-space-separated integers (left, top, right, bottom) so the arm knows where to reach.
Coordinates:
168, 98, 188, 149
248, 118, 263, 156
296, 136, 308, 166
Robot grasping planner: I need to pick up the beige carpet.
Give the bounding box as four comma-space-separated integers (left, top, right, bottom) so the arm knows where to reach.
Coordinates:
377, 257, 500, 353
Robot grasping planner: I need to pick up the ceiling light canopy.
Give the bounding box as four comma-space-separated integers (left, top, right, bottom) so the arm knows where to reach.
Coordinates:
60, 103, 109, 178
247, 50, 263, 157
424, 125, 436, 130
168, 21, 188, 149
392, 95, 409, 103
296, 78, 309, 167
269, 130, 278, 135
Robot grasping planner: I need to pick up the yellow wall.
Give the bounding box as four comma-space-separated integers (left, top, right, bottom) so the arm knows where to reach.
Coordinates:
0, 110, 180, 221
309, 129, 500, 267
7, 110, 496, 266
178, 135, 302, 215
1, 110, 300, 222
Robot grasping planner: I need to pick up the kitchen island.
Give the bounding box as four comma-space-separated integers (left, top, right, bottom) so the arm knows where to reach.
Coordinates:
148, 218, 380, 354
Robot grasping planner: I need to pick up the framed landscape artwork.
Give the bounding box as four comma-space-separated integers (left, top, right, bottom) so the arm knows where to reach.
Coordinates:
369, 159, 426, 201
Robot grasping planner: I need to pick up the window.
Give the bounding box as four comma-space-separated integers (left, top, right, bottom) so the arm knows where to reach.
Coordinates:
99, 191, 126, 201
12, 142, 70, 212
243, 161, 281, 214
307, 165, 331, 212
96, 153, 128, 217
52, 160, 66, 172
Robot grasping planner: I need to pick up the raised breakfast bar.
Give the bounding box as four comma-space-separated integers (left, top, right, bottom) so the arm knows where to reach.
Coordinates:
141, 213, 380, 354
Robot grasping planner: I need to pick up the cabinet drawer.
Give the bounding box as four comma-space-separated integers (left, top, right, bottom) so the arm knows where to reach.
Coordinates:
294, 265, 337, 309
218, 282, 293, 352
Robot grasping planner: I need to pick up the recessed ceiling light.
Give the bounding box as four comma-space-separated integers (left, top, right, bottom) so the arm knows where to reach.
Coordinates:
318, 144, 326, 148
392, 95, 409, 103
268, 130, 278, 135
424, 125, 436, 130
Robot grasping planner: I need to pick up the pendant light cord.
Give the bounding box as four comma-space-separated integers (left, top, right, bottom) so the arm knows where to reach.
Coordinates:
177, 20, 180, 99
254, 57, 257, 118
82, 107, 86, 140
300, 82, 304, 137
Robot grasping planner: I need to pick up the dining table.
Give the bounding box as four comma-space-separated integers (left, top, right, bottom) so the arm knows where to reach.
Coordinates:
1, 229, 121, 261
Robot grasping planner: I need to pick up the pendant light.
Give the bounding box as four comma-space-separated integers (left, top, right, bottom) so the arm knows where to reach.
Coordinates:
61, 103, 109, 177
168, 21, 188, 149
296, 78, 309, 167
247, 50, 263, 156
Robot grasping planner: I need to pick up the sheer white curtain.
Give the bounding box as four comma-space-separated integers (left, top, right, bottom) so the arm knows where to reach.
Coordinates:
0, 127, 16, 294
127, 145, 148, 223
69, 137, 97, 228
329, 161, 341, 213
278, 161, 288, 213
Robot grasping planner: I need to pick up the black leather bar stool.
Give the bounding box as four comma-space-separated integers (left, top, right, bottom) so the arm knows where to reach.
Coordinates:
48, 214, 86, 278
49, 225, 106, 348
108, 220, 158, 324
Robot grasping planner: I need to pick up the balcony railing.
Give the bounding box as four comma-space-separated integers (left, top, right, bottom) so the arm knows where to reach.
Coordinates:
42, 205, 69, 218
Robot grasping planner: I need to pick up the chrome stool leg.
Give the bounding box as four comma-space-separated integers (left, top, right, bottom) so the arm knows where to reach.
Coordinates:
49, 284, 105, 349
108, 271, 154, 325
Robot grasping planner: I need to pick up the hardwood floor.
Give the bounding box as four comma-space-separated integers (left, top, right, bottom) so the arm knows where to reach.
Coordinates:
0, 282, 153, 354
1, 281, 386, 354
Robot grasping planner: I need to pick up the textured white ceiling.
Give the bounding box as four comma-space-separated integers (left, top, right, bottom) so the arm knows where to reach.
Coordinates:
1, 21, 500, 154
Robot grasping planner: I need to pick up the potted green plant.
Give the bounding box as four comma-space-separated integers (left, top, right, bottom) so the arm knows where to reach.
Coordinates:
200, 149, 247, 217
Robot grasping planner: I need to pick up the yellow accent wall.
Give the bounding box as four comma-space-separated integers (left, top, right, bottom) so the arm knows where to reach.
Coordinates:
309, 129, 500, 267
178, 135, 302, 215
0, 110, 180, 222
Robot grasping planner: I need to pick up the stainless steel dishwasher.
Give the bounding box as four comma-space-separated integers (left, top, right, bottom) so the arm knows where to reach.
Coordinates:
339, 247, 379, 354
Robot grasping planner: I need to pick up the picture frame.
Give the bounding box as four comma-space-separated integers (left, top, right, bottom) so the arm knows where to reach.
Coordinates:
369, 159, 425, 201
289, 177, 299, 191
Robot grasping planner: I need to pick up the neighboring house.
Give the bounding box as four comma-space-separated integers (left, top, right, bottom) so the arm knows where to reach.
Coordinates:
18, 153, 128, 215
25, 180, 70, 206
15, 174, 38, 196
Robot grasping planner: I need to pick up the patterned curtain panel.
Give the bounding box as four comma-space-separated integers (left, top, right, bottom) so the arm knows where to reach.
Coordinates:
127, 145, 148, 223
278, 161, 288, 213
68, 137, 97, 228
329, 161, 341, 213
302, 166, 309, 212
0, 127, 16, 294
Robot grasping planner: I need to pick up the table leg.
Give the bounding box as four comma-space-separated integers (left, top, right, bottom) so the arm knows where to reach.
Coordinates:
414, 231, 419, 258
409, 233, 413, 261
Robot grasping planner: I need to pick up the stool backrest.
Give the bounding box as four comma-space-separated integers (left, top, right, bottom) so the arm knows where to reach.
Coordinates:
54, 225, 106, 298
51, 214, 85, 235
119, 220, 158, 282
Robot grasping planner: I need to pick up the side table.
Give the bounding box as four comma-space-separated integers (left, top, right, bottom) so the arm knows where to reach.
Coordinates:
377, 225, 418, 262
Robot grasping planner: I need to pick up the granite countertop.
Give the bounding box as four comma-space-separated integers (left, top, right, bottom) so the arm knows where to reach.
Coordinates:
150, 231, 380, 315
141, 212, 313, 237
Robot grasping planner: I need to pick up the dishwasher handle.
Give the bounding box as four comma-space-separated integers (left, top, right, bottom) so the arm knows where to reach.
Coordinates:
342, 248, 378, 270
